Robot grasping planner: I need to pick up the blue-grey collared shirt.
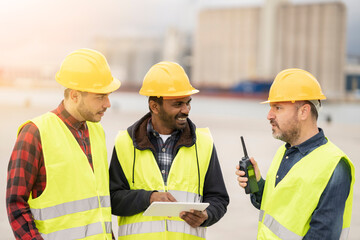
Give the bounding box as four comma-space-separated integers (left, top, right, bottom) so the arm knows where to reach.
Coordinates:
147, 119, 181, 185
251, 128, 351, 240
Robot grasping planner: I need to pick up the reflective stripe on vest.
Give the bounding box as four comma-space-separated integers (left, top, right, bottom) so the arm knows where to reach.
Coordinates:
31, 196, 110, 221
167, 220, 206, 238
166, 190, 202, 203
118, 220, 206, 238
118, 221, 165, 236
259, 210, 351, 240
259, 210, 302, 240
41, 221, 112, 240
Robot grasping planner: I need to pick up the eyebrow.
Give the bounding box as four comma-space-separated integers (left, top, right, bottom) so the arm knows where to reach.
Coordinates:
270, 103, 282, 107
95, 93, 108, 97
173, 98, 192, 104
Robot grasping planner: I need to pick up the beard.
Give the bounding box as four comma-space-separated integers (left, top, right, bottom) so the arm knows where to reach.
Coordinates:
158, 107, 188, 131
271, 116, 301, 144
77, 99, 105, 122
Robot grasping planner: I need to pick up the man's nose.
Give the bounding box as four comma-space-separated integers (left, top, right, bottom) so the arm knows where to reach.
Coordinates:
181, 104, 190, 115
267, 109, 274, 120
103, 96, 111, 108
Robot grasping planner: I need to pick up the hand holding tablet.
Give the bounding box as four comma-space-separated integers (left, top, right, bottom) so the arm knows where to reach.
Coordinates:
143, 202, 209, 217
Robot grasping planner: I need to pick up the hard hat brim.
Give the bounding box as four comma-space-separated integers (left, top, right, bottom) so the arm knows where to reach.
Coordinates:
92, 77, 121, 94
139, 89, 199, 97
260, 96, 326, 104
56, 76, 121, 94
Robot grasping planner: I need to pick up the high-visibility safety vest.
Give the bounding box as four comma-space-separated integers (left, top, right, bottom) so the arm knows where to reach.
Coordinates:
20, 112, 112, 240
258, 140, 355, 240
114, 128, 214, 240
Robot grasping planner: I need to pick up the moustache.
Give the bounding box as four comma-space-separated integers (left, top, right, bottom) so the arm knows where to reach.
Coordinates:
270, 120, 278, 126
98, 109, 107, 114
176, 113, 188, 118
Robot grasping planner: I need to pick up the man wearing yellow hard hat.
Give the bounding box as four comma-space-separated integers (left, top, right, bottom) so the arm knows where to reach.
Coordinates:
236, 69, 355, 239
110, 61, 229, 239
6, 48, 120, 239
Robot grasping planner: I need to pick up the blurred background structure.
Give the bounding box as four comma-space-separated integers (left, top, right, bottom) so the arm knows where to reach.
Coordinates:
1, 0, 360, 100
193, 1, 347, 99
1, 0, 360, 239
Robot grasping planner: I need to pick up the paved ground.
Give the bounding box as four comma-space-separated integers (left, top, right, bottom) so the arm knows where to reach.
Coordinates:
0, 88, 359, 239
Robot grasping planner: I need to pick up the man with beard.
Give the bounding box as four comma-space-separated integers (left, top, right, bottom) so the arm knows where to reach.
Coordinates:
6, 48, 120, 239
236, 68, 355, 240
110, 61, 229, 240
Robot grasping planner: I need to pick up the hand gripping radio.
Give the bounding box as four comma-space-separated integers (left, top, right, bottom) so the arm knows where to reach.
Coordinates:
239, 136, 259, 194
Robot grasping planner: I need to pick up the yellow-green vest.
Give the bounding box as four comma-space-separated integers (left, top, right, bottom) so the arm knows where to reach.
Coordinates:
258, 140, 355, 240
114, 128, 214, 240
21, 112, 112, 240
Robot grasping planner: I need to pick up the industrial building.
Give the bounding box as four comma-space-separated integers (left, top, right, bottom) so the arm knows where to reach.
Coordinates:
192, 1, 347, 99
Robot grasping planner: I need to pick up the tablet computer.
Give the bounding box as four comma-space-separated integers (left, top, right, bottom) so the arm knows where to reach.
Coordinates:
143, 202, 209, 217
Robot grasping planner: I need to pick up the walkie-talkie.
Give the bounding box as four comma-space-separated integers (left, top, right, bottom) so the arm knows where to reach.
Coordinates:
239, 136, 259, 194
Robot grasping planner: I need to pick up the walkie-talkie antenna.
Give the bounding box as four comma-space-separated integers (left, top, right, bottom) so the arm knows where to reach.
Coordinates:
240, 136, 248, 158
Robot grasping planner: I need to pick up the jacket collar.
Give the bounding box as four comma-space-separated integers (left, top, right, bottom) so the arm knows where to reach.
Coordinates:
127, 112, 196, 151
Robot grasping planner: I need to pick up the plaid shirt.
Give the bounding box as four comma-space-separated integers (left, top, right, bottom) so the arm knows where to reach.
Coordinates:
6, 102, 93, 240
147, 119, 181, 185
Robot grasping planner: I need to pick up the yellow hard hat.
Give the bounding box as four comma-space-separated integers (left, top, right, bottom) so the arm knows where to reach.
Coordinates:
139, 61, 199, 97
56, 48, 121, 93
262, 68, 326, 103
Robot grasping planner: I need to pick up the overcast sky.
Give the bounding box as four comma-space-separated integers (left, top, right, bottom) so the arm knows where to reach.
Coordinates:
0, 0, 359, 68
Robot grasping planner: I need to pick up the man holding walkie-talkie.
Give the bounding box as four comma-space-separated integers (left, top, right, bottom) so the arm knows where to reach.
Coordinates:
236, 69, 355, 240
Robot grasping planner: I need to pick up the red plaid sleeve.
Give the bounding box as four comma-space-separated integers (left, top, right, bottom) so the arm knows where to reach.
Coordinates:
6, 122, 45, 240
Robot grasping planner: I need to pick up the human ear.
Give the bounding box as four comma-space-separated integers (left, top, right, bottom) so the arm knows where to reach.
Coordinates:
299, 103, 311, 120
149, 100, 159, 114
69, 90, 80, 103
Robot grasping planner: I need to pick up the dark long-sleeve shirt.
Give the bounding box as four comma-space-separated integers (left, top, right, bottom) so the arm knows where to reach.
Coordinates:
110, 113, 229, 227
6, 102, 93, 240
251, 128, 351, 240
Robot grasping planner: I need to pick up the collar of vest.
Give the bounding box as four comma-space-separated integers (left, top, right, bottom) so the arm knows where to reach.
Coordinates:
127, 112, 196, 150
